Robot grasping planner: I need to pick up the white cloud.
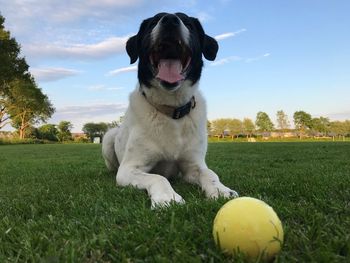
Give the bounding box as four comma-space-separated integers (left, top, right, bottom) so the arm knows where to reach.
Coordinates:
197, 12, 213, 23
107, 87, 124, 91
211, 56, 242, 66
211, 53, 270, 66
107, 65, 138, 76
25, 36, 129, 60
323, 111, 350, 121
50, 103, 127, 132
88, 85, 124, 91
51, 0, 144, 22
0, 0, 144, 25
88, 85, 106, 91
215, 29, 246, 41
245, 53, 271, 63
31, 67, 81, 82
54, 103, 127, 119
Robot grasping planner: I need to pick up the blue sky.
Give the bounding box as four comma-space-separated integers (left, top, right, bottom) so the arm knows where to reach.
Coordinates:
1, 0, 349, 132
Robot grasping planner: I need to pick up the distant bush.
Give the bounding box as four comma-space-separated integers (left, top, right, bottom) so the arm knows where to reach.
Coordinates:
73, 136, 89, 143
0, 135, 90, 145
0, 138, 46, 145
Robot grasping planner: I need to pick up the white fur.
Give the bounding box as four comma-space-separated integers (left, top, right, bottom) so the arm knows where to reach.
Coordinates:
102, 81, 238, 209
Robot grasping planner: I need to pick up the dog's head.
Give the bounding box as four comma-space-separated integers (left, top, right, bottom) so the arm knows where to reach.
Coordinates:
126, 12, 218, 91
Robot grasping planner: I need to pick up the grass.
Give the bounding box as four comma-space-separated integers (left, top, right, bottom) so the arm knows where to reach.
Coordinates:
0, 142, 349, 262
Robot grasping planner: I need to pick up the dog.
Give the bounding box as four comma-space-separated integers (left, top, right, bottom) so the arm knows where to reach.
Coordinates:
102, 12, 238, 208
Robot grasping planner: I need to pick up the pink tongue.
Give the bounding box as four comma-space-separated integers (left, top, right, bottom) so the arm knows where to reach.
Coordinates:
156, 59, 184, 84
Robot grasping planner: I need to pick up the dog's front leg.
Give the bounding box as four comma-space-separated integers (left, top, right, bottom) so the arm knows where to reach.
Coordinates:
116, 164, 185, 208
197, 167, 239, 199
181, 161, 239, 199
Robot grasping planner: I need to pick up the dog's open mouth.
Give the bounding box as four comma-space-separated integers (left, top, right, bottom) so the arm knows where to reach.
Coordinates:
150, 39, 191, 86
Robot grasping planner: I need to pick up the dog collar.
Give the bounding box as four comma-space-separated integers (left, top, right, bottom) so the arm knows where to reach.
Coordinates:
142, 92, 196, 120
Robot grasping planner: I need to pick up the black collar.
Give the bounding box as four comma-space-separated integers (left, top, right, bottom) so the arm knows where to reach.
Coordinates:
141, 91, 196, 120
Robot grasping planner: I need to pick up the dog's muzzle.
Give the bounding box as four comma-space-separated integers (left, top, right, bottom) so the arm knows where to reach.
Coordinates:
150, 15, 192, 89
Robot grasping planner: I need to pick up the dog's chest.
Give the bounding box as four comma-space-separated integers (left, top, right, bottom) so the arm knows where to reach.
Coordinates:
150, 116, 198, 159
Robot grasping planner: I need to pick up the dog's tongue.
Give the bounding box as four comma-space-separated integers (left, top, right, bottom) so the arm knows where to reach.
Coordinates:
156, 59, 184, 84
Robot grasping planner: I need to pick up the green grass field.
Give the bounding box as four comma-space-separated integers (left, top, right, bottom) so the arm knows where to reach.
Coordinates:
0, 142, 349, 262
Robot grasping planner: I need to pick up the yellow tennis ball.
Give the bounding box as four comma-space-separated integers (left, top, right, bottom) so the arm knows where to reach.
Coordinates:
213, 197, 284, 261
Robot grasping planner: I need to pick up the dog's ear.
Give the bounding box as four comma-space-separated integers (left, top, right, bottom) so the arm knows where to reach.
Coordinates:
126, 35, 138, 64
191, 18, 219, 61
126, 18, 152, 64
202, 35, 218, 61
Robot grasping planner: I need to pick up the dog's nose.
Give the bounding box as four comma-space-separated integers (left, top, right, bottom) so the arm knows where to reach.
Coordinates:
161, 14, 180, 27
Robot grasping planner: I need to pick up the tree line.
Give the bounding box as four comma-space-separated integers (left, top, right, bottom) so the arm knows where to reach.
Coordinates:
4, 111, 348, 143
209, 110, 350, 138
0, 15, 54, 138
4, 121, 120, 143
19, 121, 74, 142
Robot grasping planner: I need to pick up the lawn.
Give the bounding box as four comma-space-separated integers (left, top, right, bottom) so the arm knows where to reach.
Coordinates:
0, 142, 349, 262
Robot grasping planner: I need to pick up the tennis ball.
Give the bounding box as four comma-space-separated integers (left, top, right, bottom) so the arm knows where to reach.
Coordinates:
213, 197, 284, 261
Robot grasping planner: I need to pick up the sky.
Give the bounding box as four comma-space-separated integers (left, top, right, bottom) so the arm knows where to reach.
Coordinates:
1, 0, 349, 132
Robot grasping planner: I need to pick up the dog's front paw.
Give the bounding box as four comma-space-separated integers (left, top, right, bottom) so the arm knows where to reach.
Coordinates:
206, 183, 239, 199
151, 191, 185, 209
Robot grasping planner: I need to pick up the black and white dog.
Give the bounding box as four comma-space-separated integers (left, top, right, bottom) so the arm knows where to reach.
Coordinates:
102, 13, 238, 208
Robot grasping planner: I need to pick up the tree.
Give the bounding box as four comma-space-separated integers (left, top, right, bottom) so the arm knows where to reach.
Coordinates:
37, 124, 58, 141
211, 118, 231, 137
227, 119, 242, 138
293, 111, 312, 138
276, 110, 290, 131
57, 121, 73, 141
1, 14, 54, 136
255, 112, 274, 133
116, 115, 124, 126
242, 118, 255, 138
211, 119, 226, 137
82, 122, 108, 142
311, 117, 330, 136
107, 121, 119, 129
9, 79, 55, 139
207, 120, 212, 135
330, 120, 350, 138
346, 120, 350, 136
0, 14, 31, 129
